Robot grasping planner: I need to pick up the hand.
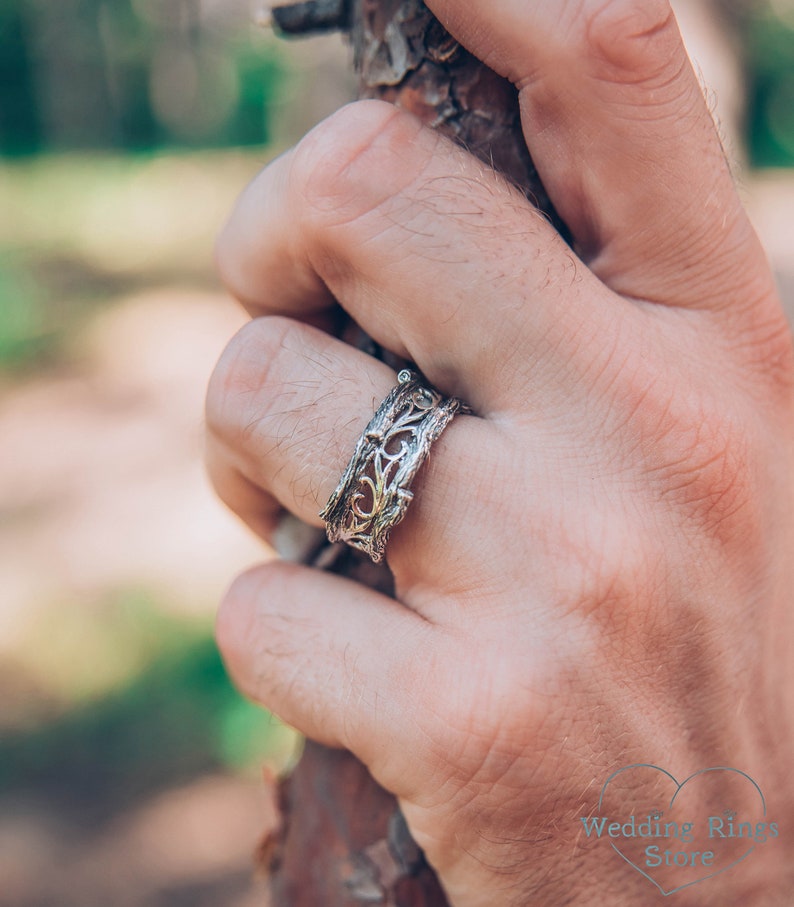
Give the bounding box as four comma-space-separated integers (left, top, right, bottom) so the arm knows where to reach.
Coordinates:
205, 2, 794, 903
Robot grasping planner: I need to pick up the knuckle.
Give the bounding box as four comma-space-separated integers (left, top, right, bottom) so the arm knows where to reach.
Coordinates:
519, 1, 696, 146
609, 355, 759, 546
205, 316, 295, 446
568, 516, 663, 625
665, 432, 751, 545
727, 296, 794, 403
583, 0, 680, 81
648, 395, 754, 543
756, 311, 794, 396
289, 99, 427, 230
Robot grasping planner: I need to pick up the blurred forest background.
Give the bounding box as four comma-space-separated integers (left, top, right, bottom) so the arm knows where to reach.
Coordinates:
0, 1, 793, 906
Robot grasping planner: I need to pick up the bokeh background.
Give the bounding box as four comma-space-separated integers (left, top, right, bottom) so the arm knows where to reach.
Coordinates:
0, 1, 793, 905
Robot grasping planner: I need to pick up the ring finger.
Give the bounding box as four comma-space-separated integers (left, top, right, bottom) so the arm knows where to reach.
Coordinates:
205, 314, 496, 592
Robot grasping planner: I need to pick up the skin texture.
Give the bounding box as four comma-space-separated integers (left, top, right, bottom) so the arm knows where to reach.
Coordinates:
205, 1, 794, 903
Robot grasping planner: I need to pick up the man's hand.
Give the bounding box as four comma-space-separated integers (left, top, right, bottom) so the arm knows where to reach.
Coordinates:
205, 2, 794, 903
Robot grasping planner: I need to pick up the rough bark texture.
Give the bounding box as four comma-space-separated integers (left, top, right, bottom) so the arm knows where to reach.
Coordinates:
266, 2, 564, 903
268, 741, 449, 906
348, 0, 560, 224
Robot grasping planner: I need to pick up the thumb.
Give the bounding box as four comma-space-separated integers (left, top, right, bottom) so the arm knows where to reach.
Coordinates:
427, 0, 759, 312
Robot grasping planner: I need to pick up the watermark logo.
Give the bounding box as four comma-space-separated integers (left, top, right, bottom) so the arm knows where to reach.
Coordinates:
578, 765, 777, 896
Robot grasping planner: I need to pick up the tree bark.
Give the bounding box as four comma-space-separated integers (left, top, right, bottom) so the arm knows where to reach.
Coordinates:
265, 2, 564, 903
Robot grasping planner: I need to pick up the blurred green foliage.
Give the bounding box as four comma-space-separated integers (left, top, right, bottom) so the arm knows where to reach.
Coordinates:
0, 252, 52, 369
0, 0, 283, 155
0, 589, 296, 823
0, 147, 263, 373
0, 0, 293, 846
2, 1, 793, 165
746, 6, 794, 166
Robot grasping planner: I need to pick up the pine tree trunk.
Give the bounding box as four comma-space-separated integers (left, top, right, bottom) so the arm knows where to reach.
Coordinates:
265, 2, 564, 903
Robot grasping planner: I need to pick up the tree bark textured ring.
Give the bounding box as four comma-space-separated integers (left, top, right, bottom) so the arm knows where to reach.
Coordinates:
319, 369, 468, 563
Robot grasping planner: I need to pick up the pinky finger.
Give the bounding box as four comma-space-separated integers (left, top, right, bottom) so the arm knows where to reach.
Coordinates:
216, 560, 438, 795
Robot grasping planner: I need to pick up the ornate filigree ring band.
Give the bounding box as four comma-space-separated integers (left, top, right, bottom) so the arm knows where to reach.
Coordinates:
319, 369, 468, 564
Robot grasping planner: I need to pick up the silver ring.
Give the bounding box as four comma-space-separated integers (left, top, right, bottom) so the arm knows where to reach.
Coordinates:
319, 369, 468, 563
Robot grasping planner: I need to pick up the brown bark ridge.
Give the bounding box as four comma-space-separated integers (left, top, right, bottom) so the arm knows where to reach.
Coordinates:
264, 2, 566, 904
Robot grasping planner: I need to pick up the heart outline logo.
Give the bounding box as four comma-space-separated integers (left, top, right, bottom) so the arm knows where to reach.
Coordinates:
597, 764, 766, 896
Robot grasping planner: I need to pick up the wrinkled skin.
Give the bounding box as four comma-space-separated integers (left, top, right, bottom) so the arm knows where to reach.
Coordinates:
205, 1, 794, 903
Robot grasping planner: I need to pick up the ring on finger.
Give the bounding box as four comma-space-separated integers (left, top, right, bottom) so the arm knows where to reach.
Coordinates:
320, 369, 469, 563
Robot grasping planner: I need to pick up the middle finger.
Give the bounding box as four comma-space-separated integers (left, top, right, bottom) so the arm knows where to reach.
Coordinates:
216, 100, 616, 414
